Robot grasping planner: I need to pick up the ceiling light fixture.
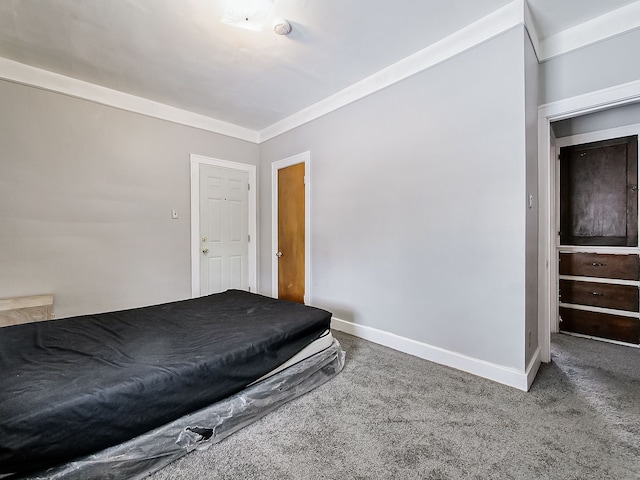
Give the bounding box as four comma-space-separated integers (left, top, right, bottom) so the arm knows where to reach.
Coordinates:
220, 0, 274, 31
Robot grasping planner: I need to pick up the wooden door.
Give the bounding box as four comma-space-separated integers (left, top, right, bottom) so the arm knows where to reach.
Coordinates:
199, 164, 249, 295
277, 163, 305, 303
559, 136, 638, 246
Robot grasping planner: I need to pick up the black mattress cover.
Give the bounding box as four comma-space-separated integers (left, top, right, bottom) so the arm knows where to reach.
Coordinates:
0, 290, 331, 474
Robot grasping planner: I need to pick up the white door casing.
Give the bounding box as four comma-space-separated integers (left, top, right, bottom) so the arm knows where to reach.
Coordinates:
538, 79, 640, 363
271, 151, 311, 303
191, 155, 256, 297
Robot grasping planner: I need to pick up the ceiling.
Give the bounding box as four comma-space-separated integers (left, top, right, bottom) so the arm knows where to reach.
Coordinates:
0, 0, 638, 134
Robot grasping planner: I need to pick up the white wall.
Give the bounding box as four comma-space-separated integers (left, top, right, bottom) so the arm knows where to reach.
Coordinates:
552, 102, 640, 138
0, 79, 258, 318
539, 28, 640, 105
259, 28, 529, 372
524, 28, 539, 367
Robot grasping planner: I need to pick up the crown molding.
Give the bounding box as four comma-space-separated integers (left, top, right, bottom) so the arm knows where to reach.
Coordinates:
538, 1, 640, 61
538, 78, 640, 121
258, 1, 525, 142
0, 57, 259, 143
5, 0, 636, 144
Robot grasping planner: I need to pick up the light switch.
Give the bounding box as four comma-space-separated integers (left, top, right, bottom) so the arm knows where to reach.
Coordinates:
171, 209, 179, 219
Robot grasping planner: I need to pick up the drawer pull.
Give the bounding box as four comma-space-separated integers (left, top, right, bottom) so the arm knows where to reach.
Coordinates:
591, 262, 606, 267
591, 292, 604, 296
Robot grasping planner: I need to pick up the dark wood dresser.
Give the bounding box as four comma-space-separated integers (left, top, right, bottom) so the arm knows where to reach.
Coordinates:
559, 252, 640, 344
558, 135, 639, 345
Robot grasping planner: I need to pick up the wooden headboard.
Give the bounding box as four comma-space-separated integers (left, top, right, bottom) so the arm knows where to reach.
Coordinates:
0, 295, 54, 327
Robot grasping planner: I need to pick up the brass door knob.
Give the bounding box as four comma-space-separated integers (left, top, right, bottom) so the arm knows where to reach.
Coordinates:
276, 251, 283, 258
202, 248, 209, 254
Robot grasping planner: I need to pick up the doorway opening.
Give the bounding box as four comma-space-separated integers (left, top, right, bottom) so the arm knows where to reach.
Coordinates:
538, 81, 640, 362
555, 132, 639, 345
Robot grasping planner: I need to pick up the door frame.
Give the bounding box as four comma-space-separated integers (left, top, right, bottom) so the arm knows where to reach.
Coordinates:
271, 151, 311, 303
538, 79, 640, 362
190, 154, 257, 298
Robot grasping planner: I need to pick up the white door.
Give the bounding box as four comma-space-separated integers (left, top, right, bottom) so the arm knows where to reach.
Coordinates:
199, 164, 249, 295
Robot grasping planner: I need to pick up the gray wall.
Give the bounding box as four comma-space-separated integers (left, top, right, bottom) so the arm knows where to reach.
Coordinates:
552, 102, 640, 138
540, 28, 640, 105
0, 79, 258, 318
524, 28, 539, 366
259, 28, 529, 370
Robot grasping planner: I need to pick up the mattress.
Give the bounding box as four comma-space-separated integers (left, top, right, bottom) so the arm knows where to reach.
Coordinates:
12, 334, 345, 480
251, 328, 334, 384
0, 290, 333, 476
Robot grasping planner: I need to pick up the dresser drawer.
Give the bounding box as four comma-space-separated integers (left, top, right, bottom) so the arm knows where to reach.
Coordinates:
559, 280, 639, 312
559, 307, 640, 344
559, 252, 639, 280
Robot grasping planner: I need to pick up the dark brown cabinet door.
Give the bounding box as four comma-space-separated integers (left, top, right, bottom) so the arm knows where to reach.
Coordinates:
560, 136, 638, 246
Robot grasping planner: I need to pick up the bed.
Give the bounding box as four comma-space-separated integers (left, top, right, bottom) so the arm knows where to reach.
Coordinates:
0, 290, 345, 479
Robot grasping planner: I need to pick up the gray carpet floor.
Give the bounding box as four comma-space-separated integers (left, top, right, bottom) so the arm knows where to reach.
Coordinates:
148, 331, 640, 479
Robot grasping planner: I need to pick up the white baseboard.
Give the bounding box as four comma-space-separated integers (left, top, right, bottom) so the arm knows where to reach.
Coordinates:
526, 346, 541, 390
331, 317, 540, 392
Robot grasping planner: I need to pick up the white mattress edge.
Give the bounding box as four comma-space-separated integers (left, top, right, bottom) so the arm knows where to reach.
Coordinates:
250, 330, 334, 385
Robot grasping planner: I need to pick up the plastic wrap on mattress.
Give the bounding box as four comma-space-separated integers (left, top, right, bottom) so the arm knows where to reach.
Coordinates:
1, 290, 333, 474
11, 339, 345, 480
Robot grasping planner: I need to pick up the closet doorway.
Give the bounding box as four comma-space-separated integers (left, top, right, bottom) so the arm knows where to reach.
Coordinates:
556, 135, 639, 345
538, 84, 640, 362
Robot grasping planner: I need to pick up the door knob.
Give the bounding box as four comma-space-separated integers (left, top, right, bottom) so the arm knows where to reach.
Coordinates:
202, 248, 209, 254
276, 251, 283, 258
